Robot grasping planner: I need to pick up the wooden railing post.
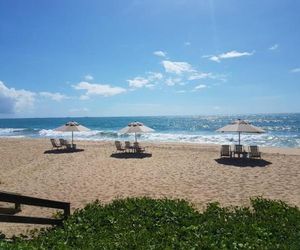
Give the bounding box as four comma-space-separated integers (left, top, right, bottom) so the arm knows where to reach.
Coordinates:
0, 191, 70, 226
14, 202, 21, 212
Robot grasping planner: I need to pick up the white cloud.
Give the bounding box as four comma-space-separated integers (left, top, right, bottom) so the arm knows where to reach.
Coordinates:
145, 84, 156, 89
190, 72, 227, 82
162, 60, 195, 74
73, 81, 126, 98
153, 51, 167, 57
290, 68, 300, 73
194, 84, 207, 90
79, 95, 90, 100
127, 77, 149, 88
147, 72, 163, 81
127, 72, 163, 89
184, 42, 191, 46
127, 55, 226, 91
269, 44, 279, 50
165, 77, 182, 86
39, 92, 69, 101
176, 90, 186, 93
84, 74, 94, 81
160, 60, 225, 86
188, 72, 212, 80
208, 50, 254, 63
0, 81, 35, 113
209, 56, 221, 62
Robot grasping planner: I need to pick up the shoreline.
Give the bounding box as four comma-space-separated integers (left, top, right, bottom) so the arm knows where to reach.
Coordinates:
1, 137, 299, 155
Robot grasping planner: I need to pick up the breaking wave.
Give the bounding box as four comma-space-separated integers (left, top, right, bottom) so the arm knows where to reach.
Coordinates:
1, 114, 300, 148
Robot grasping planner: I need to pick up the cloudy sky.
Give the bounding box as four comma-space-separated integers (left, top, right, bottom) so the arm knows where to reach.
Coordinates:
0, 0, 299, 118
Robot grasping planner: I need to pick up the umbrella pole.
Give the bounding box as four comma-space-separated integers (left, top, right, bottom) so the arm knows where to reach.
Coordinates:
135, 133, 137, 142
238, 132, 241, 145
72, 131, 74, 146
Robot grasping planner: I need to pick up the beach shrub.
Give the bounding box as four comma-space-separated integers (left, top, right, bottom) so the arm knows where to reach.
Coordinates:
0, 231, 5, 240
0, 197, 299, 249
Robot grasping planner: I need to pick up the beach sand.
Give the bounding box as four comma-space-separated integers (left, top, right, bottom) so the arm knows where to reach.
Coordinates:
1, 138, 300, 236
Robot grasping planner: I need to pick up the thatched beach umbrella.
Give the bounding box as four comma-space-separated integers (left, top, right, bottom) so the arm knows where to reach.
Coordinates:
216, 119, 265, 145
119, 122, 154, 142
55, 121, 90, 146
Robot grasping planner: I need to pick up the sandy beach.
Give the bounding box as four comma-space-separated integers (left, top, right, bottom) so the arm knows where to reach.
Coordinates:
1, 138, 300, 236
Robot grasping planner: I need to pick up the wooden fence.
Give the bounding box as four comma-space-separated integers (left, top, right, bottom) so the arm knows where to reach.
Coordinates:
0, 191, 70, 225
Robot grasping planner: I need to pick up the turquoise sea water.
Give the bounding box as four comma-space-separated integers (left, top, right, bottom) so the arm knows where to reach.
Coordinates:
0, 113, 299, 148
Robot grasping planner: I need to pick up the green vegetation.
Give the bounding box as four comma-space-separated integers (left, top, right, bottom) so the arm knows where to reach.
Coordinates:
1, 197, 299, 249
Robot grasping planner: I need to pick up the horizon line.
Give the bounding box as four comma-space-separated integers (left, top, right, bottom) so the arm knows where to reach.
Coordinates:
0, 112, 299, 120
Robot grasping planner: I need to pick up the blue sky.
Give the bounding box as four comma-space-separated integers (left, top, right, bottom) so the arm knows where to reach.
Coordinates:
0, 0, 299, 118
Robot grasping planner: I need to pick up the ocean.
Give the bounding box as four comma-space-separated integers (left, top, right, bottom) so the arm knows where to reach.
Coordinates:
0, 113, 299, 148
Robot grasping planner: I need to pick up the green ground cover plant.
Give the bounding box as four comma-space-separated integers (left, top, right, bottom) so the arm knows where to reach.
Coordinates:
0, 197, 299, 249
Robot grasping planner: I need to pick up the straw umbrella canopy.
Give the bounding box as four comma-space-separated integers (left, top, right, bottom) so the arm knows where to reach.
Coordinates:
55, 121, 90, 146
216, 119, 265, 145
119, 122, 154, 142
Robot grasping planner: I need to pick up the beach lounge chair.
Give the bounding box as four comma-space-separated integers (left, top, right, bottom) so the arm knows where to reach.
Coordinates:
115, 141, 126, 153
133, 142, 145, 153
125, 141, 134, 153
248, 145, 261, 159
50, 139, 62, 150
233, 144, 246, 158
59, 138, 72, 149
220, 145, 231, 158
59, 139, 68, 148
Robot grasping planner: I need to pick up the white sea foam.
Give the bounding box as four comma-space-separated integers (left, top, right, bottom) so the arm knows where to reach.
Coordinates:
130, 132, 298, 147
1, 127, 299, 148
39, 129, 104, 138
0, 128, 27, 136
37, 129, 299, 147
140, 132, 269, 145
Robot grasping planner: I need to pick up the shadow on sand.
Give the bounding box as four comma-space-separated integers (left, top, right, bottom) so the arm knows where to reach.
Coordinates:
215, 158, 272, 167
44, 149, 85, 154
110, 152, 152, 159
